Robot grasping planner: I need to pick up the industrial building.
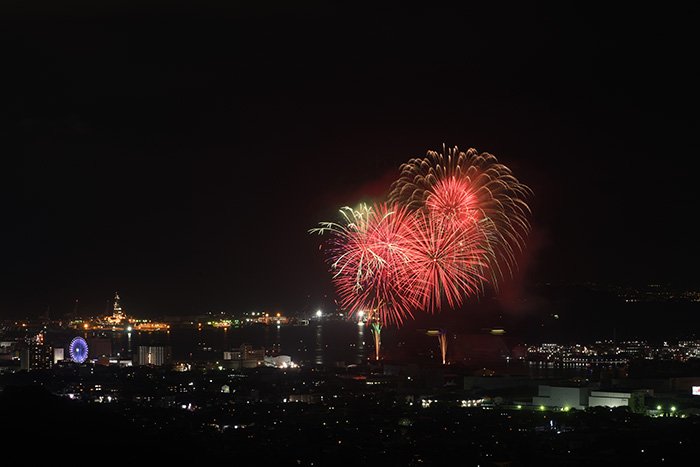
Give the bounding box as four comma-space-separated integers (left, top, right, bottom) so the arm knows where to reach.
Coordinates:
533, 385, 589, 410
532, 385, 648, 411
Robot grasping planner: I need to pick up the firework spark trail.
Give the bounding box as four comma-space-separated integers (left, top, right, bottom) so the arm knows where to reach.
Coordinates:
438, 331, 448, 365
370, 320, 382, 361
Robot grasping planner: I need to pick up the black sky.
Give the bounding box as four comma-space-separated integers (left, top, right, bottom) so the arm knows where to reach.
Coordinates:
2, 3, 699, 318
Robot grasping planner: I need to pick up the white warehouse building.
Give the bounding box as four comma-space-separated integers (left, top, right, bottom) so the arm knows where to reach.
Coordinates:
588, 390, 631, 408
532, 385, 589, 409
533, 386, 644, 410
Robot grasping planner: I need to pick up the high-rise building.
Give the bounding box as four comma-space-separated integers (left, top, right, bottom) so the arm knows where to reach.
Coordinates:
20, 332, 52, 371
136, 345, 171, 366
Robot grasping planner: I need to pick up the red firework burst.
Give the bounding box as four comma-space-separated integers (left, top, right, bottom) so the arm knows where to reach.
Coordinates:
312, 145, 531, 327
311, 204, 422, 326
389, 145, 531, 284
425, 177, 480, 227
407, 212, 492, 312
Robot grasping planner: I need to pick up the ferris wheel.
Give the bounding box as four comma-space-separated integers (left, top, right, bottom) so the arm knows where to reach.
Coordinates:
69, 337, 89, 364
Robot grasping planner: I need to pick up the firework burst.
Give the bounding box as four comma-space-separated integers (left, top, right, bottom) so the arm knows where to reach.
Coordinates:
389, 145, 532, 283
311, 145, 531, 362
407, 212, 492, 312
310, 203, 423, 327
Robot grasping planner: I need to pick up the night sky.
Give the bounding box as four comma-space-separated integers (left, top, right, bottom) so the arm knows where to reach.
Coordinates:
2, 3, 699, 318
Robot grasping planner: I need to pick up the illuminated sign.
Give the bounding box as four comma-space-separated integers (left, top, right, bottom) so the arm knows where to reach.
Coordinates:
692, 386, 700, 396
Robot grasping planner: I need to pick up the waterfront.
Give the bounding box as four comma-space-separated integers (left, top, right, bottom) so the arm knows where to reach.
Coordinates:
36, 322, 609, 382
44, 321, 372, 366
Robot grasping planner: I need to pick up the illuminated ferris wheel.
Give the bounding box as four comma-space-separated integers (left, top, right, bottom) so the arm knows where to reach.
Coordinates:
69, 337, 89, 364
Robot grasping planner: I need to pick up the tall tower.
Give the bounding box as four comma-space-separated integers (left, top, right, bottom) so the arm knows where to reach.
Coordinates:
106, 291, 126, 324
113, 292, 123, 317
